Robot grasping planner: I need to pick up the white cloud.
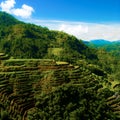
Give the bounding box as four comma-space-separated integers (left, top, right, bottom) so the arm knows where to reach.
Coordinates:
11, 4, 34, 18
0, 0, 34, 18
81, 23, 120, 41
27, 19, 120, 41
59, 24, 88, 38
0, 0, 15, 13
0, 1, 119, 41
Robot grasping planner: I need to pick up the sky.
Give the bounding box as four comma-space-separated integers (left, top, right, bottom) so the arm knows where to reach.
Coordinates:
0, 0, 120, 41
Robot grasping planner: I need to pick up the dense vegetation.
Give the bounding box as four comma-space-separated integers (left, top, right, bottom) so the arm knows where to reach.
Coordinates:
86, 40, 120, 81
0, 12, 97, 62
0, 12, 120, 120
86, 40, 120, 59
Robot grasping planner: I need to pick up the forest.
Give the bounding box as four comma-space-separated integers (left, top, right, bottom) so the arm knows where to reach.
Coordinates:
0, 12, 120, 120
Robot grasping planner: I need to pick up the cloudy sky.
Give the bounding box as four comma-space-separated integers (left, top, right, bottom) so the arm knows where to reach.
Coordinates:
0, 0, 120, 41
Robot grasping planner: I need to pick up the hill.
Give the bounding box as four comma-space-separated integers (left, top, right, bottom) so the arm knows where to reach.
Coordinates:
0, 54, 120, 120
85, 39, 120, 59
85, 39, 120, 81
0, 12, 97, 62
92, 39, 111, 45
0, 12, 20, 26
90, 39, 112, 45
0, 12, 120, 120
85, 39, 120, 50
84, 39, 112, 47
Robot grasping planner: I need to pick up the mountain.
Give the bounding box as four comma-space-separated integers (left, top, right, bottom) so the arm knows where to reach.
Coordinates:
0, 12, 20, 26
0, 12, 120, 120
113, 40, 120, 43
84, 39, 120, 47
88, 39, 112, 46
0, 11, 97, 62
84, 39, 120, 59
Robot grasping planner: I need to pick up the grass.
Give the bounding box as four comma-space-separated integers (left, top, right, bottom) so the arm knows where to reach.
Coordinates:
56, 61, 69, 65
2, 58, 55, 67
48, 48, 63, 56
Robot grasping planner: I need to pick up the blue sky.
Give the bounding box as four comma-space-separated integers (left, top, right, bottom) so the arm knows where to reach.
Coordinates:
0, 0, 120, 41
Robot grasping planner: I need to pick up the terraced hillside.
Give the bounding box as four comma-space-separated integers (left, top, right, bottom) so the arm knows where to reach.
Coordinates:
0, 12, 120, 120
0, 57, 69, 119
0, 53, 120, 120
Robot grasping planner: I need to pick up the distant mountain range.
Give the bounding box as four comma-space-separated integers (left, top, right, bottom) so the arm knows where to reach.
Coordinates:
84, 39, 120, 58
89, 39, 112, 45
84, 39, 120, 46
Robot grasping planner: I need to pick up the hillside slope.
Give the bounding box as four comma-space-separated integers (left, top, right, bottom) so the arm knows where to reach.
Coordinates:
85, 39, 120, 58
0, 54, 120, 120
0, 12, 19, 26
0, 12, 97, 62
0, 12, 120, 120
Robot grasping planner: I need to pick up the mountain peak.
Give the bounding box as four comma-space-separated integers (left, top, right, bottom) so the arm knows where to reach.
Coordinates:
89, 39, 112, 45
0, 11, 19, 26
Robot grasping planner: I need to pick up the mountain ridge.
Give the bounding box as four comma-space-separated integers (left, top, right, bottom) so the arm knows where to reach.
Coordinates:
0, 12, 20, 26
0, 11, 97, 62
84, 39, 120, 45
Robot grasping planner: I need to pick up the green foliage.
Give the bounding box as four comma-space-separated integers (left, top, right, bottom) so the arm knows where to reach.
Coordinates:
0, 11, 120, 120
28, 85, 116, 120
0, 103, 11, 120
0, 110, 10, 120
0, 12, 19, 26
0, 11, 98, 63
